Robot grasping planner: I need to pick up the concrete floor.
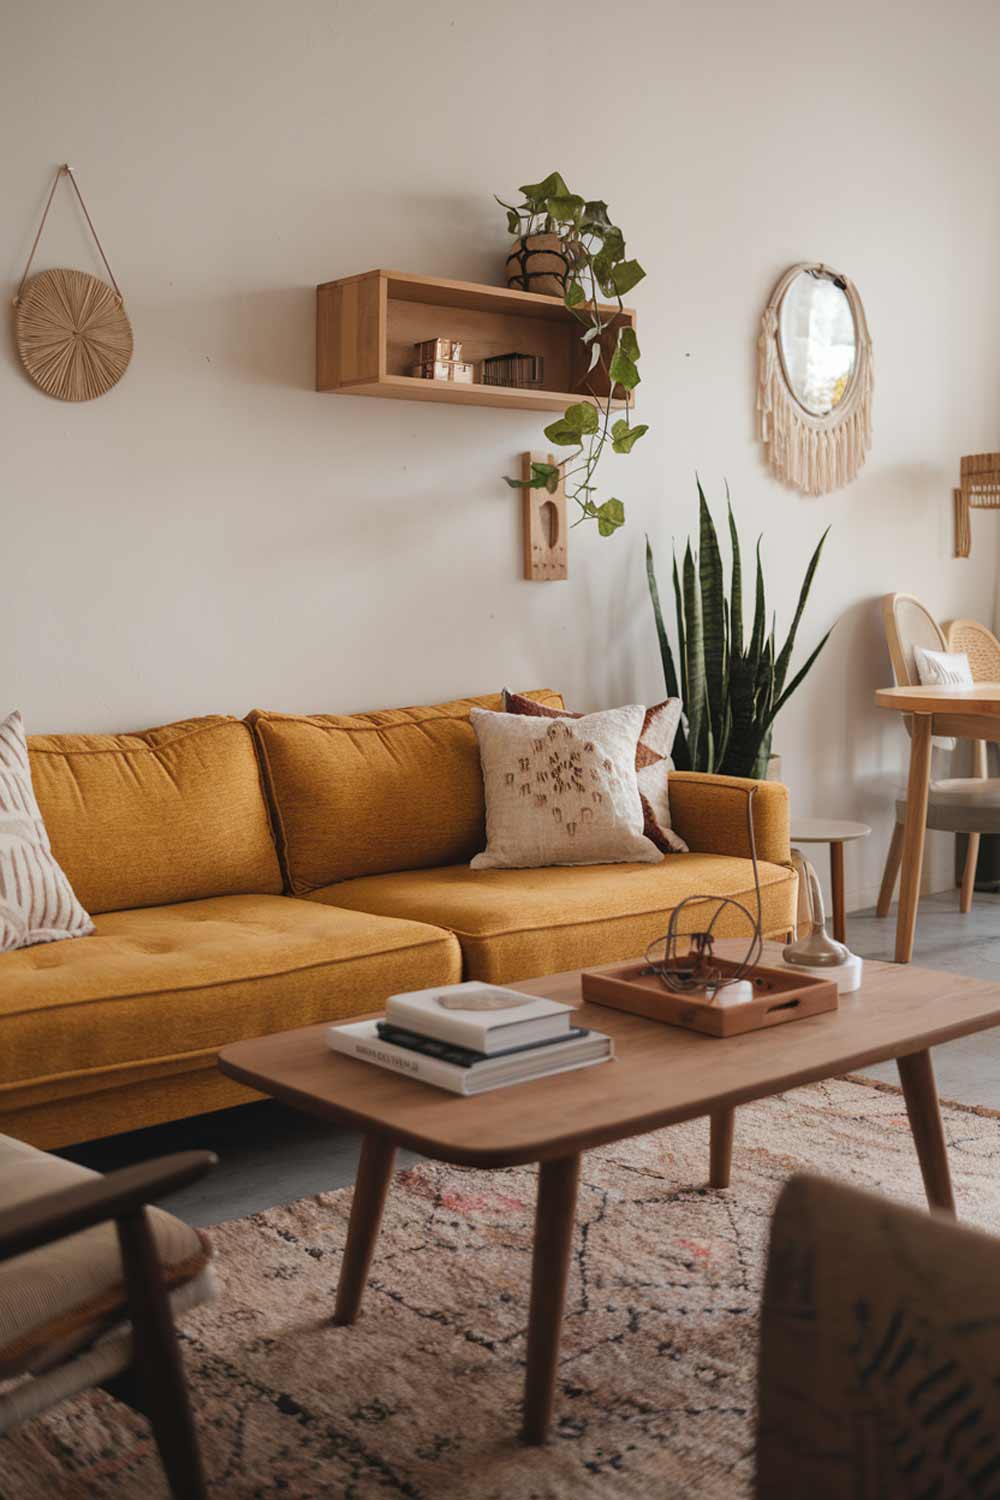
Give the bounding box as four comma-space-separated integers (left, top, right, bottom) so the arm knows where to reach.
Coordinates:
61, 889, 1000, 1227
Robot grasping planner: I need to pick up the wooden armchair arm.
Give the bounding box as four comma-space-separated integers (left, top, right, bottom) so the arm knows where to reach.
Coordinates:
0, 1150, 216, 1262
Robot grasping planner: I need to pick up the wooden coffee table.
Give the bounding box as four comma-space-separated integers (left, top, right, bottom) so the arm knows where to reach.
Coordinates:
218, 944, 1000, 1445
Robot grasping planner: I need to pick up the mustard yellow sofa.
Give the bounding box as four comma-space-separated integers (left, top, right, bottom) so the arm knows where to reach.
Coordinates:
0, 692, 795, 1149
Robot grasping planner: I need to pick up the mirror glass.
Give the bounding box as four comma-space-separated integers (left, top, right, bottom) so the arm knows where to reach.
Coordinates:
778, 271, 857, 417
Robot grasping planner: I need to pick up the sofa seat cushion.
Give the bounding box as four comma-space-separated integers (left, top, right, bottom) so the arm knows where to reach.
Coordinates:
308, 857, 797, 984
0, 1134, 210, 1378
0, 895, 461, 1109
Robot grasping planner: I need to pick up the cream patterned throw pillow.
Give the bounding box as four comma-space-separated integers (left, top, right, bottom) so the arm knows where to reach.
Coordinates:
0, 711, 94, 952
470, 705, 663, 869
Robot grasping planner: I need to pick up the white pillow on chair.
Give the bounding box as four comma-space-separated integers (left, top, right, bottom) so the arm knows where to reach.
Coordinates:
913, 648, 974, 752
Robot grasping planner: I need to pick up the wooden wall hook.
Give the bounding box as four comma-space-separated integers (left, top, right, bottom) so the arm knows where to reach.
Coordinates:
521, 451, 568, 582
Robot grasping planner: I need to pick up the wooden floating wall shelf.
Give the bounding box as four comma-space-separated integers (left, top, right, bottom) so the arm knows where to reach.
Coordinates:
316, 269, 635, 413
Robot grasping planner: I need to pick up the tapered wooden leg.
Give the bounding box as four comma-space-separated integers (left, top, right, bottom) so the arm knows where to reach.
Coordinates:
522, 1154, 580, 1445
333, 1134, 397, 1325
709, 1109, 735, 1188
895, 715, 934, 963
830, 842, 847, 943
876, 823, 904, 917
897, 1049, 955, 1217
960, 832, 980, 914
116, 1210, 207, 1500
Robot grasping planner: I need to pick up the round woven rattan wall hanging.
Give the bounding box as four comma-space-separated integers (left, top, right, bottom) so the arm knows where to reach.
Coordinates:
12, 166, 132, 402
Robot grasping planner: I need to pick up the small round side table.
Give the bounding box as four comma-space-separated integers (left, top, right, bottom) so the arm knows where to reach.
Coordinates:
790, 818, 872, 944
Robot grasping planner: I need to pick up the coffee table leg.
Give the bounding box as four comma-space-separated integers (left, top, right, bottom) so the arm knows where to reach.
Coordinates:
709, 1109, 735, 1188
333, 1133, 397, 1325
522, 1153, 580, 1445
897, 1049, 956, 1217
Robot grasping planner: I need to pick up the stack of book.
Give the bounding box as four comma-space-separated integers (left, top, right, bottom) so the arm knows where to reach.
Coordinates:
480, 352, 544, 388
326, 981, 613, 1095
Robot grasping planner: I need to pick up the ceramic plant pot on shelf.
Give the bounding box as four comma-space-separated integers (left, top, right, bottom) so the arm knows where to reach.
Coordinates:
505, 234, 568, 297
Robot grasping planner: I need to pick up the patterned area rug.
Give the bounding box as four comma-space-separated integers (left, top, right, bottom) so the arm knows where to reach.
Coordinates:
4, 1076, 1000, 1499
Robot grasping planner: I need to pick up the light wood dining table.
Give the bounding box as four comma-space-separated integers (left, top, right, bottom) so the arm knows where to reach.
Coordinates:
876, 683, 1000, 961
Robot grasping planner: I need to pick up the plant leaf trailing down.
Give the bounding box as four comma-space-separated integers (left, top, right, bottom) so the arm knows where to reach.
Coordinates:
497, 171, 647, 536
646, 483, 831, 778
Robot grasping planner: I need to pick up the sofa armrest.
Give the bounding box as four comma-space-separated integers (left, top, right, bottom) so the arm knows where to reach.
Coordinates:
668, 772, 790, 865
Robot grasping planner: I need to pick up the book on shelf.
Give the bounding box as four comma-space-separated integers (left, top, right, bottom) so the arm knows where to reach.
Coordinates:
326, 1020, 613, 1096
384, 981, 574, 1055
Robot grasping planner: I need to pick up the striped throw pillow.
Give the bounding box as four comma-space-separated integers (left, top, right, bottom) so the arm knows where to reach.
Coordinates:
0, 710, 94, 952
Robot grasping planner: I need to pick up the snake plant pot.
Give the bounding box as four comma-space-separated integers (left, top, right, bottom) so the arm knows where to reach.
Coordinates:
505, 234, 568, 297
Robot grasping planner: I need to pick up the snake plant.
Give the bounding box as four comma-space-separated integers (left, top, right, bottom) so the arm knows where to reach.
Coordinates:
646, 483, 831, 778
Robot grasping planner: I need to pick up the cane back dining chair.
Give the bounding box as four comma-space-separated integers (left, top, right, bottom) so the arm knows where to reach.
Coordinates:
877, 594, 1000, 918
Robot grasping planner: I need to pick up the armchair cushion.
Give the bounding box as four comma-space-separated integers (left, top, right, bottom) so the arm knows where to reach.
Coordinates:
0, 1135, 209, 1378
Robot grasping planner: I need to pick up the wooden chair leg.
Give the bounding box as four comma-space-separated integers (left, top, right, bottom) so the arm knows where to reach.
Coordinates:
895, 716, 934, 963
960, 832, 980, 914
116, 1209, 207, 1500
876, 822, 904, 918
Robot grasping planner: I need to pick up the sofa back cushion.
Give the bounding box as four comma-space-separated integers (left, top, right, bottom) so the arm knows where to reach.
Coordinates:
28, 716, 283, 914
248, 691, 564, 894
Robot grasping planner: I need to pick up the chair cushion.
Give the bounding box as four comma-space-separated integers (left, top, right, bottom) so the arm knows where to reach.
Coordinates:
248, 690, 564, 893
308, 857, 797, 983
0, 894, 461, 1108
0, 1134, 210, 1378
28, 717, 283, 915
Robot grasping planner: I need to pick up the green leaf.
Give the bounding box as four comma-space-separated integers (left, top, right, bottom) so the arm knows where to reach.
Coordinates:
599, 225, 625, 260
619, 326, 640, 362
769, 627, 833, 722
592, 248, 616, 295
582, 199, 611, 228
683, 541, 709, 769
646, 536, 680, 701
543, 402, 599, 447
698, 481, 727, 760
611, 259, 645, 295
672, 547, 688, 710
504, 208, 521, 236
546, 194, 584, 223
564, 280, 585, 309
608, 345, 640, 391
518, 171, 570, 205
611, 420, 648, 453
596, 498, 625, 536
772, 525, 830, 700
503, 461, 561, 490
727, 492, 743, 659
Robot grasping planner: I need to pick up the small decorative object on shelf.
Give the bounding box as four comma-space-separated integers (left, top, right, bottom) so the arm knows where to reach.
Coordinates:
953, 453, 1000, 558
410, 356, 475, 383
481, 352, 544, 389
414, 337, 463, 363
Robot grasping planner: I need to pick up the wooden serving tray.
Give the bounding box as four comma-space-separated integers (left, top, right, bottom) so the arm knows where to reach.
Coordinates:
581, 958, 838, 1037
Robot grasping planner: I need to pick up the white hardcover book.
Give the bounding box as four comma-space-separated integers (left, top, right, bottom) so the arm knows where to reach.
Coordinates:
385, 981, 574, 1054
326, 1020, 612, 1095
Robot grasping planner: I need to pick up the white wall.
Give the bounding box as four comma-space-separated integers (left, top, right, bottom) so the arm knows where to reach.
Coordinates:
4, 0, 1000, 914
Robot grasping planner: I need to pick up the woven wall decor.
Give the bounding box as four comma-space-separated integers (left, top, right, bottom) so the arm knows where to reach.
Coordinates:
757, 262, 873, 496
12, 166, 132, 402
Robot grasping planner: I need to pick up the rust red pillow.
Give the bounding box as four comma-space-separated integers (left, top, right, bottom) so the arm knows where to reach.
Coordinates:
501, 689, 687, 853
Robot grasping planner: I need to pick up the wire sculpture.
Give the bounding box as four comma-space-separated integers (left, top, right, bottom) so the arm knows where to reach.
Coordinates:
643, 786, 764, 999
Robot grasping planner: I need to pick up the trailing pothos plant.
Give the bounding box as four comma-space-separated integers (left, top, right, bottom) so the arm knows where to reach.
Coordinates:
498, 171, 647, 537
646, 482, 831, 778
